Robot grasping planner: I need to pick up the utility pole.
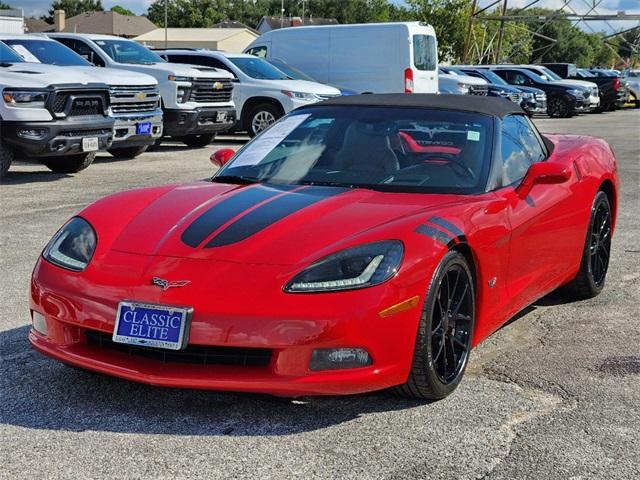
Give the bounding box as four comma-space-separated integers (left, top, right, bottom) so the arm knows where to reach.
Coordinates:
281, 0, 284, 29
495, 0, 508, 63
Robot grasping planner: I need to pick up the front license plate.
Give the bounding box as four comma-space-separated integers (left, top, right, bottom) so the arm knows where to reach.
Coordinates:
112, 301, 193, 350
216, 112, 227, 122
136, 122, 152, 135
82, 137, 99, 152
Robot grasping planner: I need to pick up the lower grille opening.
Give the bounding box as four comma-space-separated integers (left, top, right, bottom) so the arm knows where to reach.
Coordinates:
85, 330, 272, 367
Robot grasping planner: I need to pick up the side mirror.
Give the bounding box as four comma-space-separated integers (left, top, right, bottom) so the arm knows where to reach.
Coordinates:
517, 162, 570, 198
210, 148, 235, 168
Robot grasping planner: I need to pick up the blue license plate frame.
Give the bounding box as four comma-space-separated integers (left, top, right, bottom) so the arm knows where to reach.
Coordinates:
136, 122, 152, 135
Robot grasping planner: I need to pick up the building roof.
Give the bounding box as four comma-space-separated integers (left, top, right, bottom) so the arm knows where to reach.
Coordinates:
212, 20, 259, 34
25, 17, 51, 33
46, 11, 156, 37
134, 28, 258, 43
257, 16, 338, 30
310, 94, 524, 118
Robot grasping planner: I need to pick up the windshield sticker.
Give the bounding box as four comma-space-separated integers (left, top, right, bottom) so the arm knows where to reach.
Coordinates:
467, 131, 480, 142
231, 114, 311, 167
11, 44, 41, 63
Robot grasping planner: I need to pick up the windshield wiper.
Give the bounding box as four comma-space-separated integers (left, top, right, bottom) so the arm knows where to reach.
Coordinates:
212, 175, 259, 185
0, 62, 15, 67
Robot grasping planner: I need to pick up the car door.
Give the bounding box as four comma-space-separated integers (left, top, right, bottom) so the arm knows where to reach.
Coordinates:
497, 115, 580, 313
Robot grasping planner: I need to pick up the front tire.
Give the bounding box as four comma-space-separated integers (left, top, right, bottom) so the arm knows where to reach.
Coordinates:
245, 102, 282, 137
181, 133, 216, 148
107, 145, 148, 159
563, 191, 612, 300
42, 152, 96, 173
0, 140, 14, 178
397, 251, 475, 400
547, 97, 573, 118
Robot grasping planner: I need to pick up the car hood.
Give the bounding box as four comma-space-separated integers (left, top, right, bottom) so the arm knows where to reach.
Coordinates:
251, 78, 341, 95
549, 79, 597, 89
91, 182, 464, 266
67, 66, 158, 86
117, 61, 234, 79
1, 63, 105, 87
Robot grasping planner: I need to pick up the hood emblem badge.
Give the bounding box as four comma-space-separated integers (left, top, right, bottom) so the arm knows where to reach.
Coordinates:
152, 277, 191, 291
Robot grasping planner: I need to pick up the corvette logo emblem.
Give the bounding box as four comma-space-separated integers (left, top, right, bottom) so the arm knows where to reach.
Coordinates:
151, 277, 190, 291
213, 81, 224, 90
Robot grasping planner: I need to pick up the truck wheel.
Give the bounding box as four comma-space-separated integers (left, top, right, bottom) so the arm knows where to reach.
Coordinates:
0, 141, 14, 179
245, 103, 282, 137
182, 134, 216, 148
42, 152, 96, 174
547, 97, 572, 118
107, 146, 148, 159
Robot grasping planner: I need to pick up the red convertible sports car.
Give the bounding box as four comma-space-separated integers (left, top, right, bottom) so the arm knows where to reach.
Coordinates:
29, 95, 618, 399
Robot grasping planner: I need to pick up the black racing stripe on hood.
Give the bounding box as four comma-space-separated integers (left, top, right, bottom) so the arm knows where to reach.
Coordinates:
181, 185, 292, 248
427, 216, 463, 237
205, 186, 349, 248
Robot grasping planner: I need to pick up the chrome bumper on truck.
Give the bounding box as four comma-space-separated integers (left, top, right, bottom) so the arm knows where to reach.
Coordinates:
109, 85, 163, 148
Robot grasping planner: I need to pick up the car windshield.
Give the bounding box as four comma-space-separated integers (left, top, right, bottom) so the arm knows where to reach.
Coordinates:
464, 69, 509, 86
3, 39, 89, 66
0, 41, 24, 63
94, 39, 163, 64
228, 56, 289, 80
518, 69, 547, 83
214, 106, 494, 195
538, 67, 562, 80
268, 58, 316, 81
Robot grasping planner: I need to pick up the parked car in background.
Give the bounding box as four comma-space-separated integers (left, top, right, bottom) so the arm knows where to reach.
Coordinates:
47, 33, 236, 148
266, 57, 358, 96
487, 67, 590, 118
542, 63, 627, 112
622, 69, 640, 108
515, 65, 600, 111
1, 34, 162, 159
437, 69, 488, 95
156, 49, 340, 137
0, 41, 113, 177
245, 22, 438, 94
448, 66, 546, 116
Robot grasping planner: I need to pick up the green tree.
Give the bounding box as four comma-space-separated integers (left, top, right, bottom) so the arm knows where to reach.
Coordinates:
43, 0, 104, 23
0, 1, 13, 8
111, 5, 135, 16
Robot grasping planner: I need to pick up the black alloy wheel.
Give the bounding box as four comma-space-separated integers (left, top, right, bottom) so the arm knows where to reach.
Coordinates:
547, 97, 571, 118
563, 191, 612, 299
396, 250, 475, 400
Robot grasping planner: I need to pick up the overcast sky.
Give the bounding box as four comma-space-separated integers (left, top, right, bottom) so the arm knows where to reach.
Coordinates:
7, 0, 640, 34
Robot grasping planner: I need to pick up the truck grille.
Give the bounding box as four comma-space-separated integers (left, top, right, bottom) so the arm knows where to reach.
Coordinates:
188, 78, 233, 103
469, 84, 488, 96
507, 92, 522, 103
85, 330, 272, 367
109, 85, 160, 114
51, 90, 108, 117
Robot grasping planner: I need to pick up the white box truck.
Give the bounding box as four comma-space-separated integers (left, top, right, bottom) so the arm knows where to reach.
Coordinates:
244, 22, 438, 94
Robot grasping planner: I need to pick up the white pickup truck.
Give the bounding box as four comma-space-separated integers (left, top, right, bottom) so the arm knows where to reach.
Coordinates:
48, 33, 236, 148
1, 42, 114, 178
1, 34, 162, 158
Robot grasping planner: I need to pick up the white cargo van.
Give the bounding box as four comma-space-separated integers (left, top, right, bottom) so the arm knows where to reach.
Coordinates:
244, 22, 438, 94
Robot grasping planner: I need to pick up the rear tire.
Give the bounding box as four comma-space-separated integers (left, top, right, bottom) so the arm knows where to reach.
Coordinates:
182, 133, 216, 148
0, 141, 14, 179
42, 152, 96, 174
563, 191, 612, 300
107, 145, 148, 159
396, 251, 475, 400
547, 97, 573, 118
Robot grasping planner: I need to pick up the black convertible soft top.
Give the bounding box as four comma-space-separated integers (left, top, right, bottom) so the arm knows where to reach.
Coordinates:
312, 93, 524, 118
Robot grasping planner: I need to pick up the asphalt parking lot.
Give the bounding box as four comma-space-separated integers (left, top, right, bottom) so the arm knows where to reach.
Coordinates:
1, 110, 639, 479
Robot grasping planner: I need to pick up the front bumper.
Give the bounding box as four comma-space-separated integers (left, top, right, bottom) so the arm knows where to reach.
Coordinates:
163, 107, 236, 137
521, 98, 547, 114
111, 111, 163, 148
29, 254, 422, 396
2, 116, 114, 158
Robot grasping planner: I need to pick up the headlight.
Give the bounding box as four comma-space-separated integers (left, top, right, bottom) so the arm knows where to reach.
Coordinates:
3, 89, 48, 108
522, 92, 533, 99
42, 217, 97, 272
281, 90, 319, 101
567, 88, 585, 97
168, 75, 192, 82
285, 241, 403, 293
457, 82, 470, 94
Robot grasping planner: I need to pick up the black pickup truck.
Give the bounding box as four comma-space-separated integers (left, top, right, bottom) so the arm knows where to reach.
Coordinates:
542, 63, 627, 112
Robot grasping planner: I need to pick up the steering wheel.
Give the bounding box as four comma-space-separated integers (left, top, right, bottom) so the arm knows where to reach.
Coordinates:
419, 153, 476, 180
